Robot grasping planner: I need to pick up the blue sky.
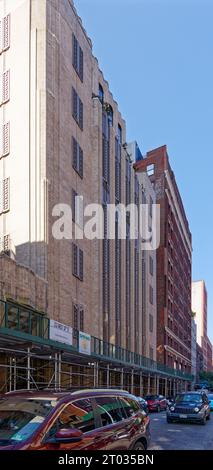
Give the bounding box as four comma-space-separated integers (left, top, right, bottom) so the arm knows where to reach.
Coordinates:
75, 0, 213, 343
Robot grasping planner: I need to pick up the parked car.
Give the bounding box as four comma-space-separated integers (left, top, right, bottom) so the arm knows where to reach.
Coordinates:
167, 391, 211, 424
208, 393, 213, 411
0, 388, 150, 450
194, 382, 210, 391
135, 397, 149, 414
145, 394, 167, 412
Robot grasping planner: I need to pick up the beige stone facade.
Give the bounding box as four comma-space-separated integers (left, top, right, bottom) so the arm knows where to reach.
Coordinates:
0, 0, 157, 359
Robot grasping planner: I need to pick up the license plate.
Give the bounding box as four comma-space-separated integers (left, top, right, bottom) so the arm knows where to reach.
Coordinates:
179, 414, 187, 418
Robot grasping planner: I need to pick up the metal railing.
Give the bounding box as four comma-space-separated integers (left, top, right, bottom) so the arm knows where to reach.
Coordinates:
0, 299, 49, 339
92, 336, 193, 380
0, 299, 193, 381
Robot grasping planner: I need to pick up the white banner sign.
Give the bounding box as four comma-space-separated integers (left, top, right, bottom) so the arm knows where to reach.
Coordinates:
79, 331, 91, 355
49, 319, 72, 345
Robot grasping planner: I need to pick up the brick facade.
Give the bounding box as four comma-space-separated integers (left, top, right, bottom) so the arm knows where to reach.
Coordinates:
134, 145, 192, 373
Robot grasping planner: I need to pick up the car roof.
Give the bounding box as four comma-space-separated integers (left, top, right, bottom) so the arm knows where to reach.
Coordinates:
1, 388, 132, 401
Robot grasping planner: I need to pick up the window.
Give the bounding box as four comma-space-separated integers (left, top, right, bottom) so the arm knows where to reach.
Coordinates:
0, 14, 10, 53
72, 87, 83, 130
99, 84, 104, 103
95, 397, 124, 426
108, 106, 113, 126
47, 399, 95, 439
104, 103, 113, 126
1, 70, 10, 104
3, 14, 10, 51
149, 285, 154, 305
0, 397, 55, 444
1, 122, 10, 157
149, 314, 153, 333
119, 397, 140, 418
72, 137, 83, 177
102, 134, 110, 183
72, 243, 83, 280
149, 255, 154, 276
149, 347, 154, 360
126, 159, 131, 205
147, 163, 155, 177
0, 177, 10, 214
118, 124, 122, 145
102, 207, 110, 316
115, 158, 121, 201
115, 222, 121, 345
0, 234, 10, 253
73, 304, 84, 332
72, 34, 83, 82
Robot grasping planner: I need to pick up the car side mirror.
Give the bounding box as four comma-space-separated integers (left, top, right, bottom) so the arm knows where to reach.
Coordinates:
54, 428, 83, 443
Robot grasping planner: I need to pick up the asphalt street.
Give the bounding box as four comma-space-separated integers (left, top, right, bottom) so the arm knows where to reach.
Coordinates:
149, 410, 213, 450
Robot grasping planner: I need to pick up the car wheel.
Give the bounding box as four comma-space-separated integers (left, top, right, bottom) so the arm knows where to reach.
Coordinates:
133, 441, 145, 450
206, 412, 210, 421
201, 415, 207, 425
167, 417, 173, 423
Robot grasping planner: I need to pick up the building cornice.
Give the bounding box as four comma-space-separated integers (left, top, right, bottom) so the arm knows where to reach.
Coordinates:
165, 326, 191, 354
165, 344, 191, 365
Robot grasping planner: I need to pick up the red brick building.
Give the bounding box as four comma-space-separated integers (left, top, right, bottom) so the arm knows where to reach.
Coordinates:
134, 145, 192, 373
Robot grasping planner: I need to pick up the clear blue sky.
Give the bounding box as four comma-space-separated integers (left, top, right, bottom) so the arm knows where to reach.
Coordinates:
75, 0, 213, 343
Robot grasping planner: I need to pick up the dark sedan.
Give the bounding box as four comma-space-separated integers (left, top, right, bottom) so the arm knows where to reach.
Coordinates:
167, 391, 211, 424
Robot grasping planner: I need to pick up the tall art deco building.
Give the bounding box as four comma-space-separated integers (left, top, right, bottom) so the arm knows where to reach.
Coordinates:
0, 0, 157, 360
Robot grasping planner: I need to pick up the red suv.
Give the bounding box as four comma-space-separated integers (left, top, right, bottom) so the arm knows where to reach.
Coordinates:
145, 394, 167, 412
0, 389, 150, 450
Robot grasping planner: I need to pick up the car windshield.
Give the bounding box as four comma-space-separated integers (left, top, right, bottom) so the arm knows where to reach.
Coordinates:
175, 394, 202, 403
0, 397, 56, 446
146, 395, 158, 400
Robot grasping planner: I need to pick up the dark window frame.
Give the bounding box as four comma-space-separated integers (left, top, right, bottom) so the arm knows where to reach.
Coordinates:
72, 243, 84, 281
72, 87, 83, 130
72, 136, 83, 178
99, 83, 104, 103
72, 33, 84, 82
